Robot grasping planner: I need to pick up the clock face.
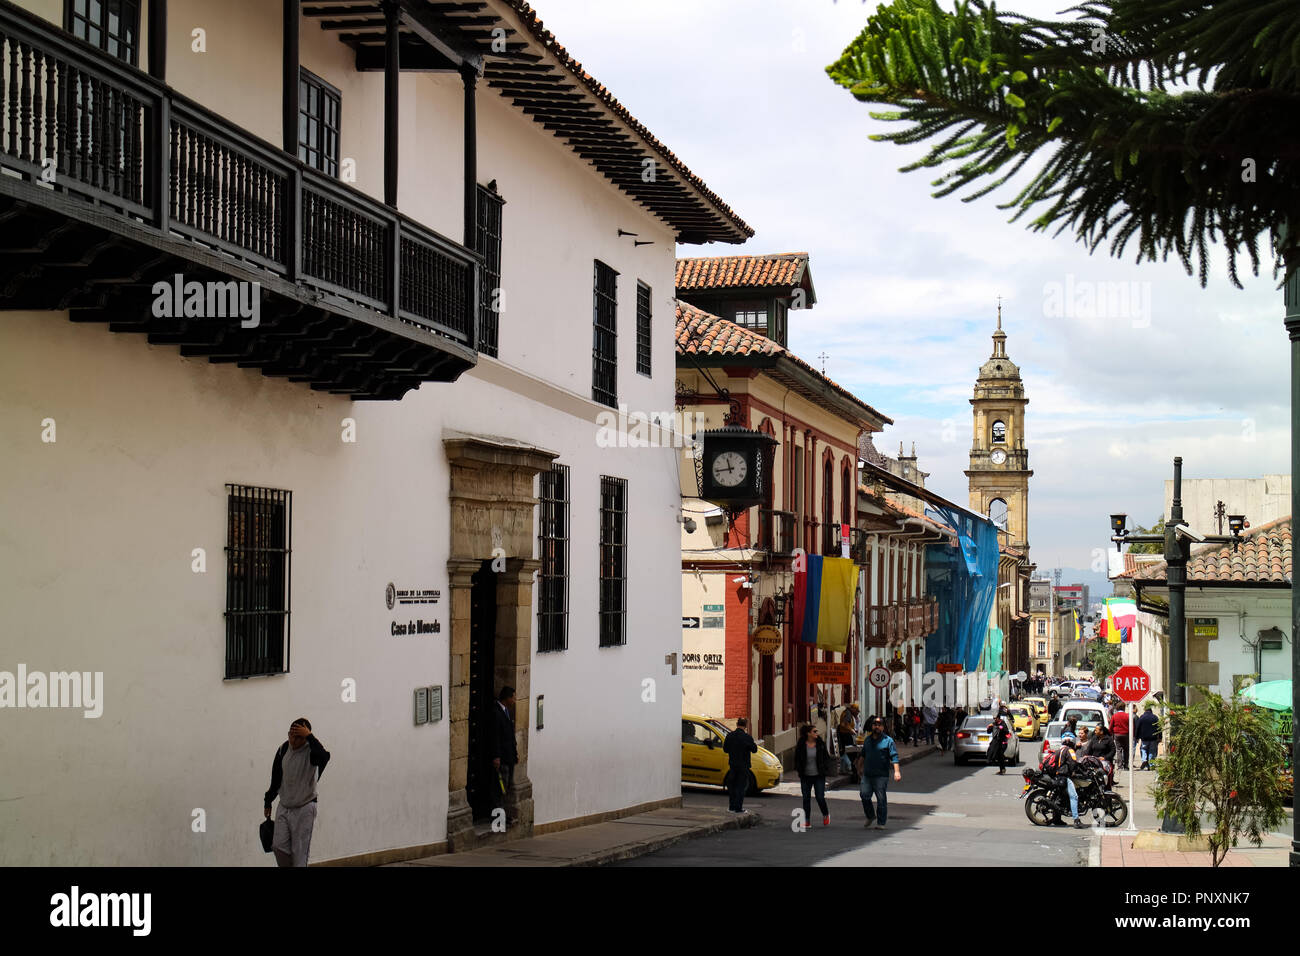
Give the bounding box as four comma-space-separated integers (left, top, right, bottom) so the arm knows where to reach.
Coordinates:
990, 449, 1007, 465
711, 451, 748, 488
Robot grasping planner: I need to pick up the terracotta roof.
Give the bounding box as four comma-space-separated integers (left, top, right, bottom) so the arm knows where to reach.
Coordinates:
676, 254, 811, 295
675, 301, 892, 427
1124, 516, 1292, 585
858, 433, 891, 469
481, 3, 754, 243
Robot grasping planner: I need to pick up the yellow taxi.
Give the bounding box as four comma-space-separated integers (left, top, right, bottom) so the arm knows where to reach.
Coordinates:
1023, 697, 1050, 726
1007, 703, 1040, 740
681, 715, 783, 794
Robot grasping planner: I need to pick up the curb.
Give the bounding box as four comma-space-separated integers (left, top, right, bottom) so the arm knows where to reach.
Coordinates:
583, 811, 760, 867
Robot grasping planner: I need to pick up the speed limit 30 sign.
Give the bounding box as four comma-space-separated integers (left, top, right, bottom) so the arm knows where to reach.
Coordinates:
868, 666, 891, 690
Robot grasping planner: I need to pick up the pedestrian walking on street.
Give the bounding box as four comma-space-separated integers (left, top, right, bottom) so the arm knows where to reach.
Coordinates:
795, 724, 832, 828
836, 703, 860, 773
936, 706, 954, 752
1134, 701, 1162, 770
922, 704, 938, 745
856, 716, 901, 828
986, 713, 1012, 774
723, 717, 758, 812
1047, 694, 1061, 720
1110, 704, 1131, 770
263, 717, 330, 867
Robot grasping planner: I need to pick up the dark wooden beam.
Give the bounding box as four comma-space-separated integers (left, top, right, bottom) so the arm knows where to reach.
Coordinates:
462, 62, 476, 251
355, 42, 457, 71
383, 0, 400, 207
399, 0, 483, 73
283, 0, 300, 155
147, 0, 167, 80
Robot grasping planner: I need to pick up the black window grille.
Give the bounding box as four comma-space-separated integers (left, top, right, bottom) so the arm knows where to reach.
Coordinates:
635, 282, 652, 377
66, 0, 139, 65
537, 463, 569, 652
225, 485, 292, 679
298, 69, 341, 177
476, 184, 505, 358
592, 260, 619, 408
598, 475, 627, 647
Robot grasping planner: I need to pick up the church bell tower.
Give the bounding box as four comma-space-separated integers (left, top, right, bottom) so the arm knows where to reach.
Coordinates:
966, 304, 1032, 557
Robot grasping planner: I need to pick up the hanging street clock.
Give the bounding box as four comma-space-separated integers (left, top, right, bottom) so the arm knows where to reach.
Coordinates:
697, 424, 777, 509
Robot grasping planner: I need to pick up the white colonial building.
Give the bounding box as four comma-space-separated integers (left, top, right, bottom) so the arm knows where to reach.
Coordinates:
0, 0, 749, 864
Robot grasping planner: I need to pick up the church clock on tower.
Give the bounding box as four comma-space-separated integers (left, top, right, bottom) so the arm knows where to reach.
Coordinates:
965, 304, 1032, 558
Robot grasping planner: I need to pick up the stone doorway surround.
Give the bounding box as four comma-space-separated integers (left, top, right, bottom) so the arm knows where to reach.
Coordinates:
443, 431, 556, 852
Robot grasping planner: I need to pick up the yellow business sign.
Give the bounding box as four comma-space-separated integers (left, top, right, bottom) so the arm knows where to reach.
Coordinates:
751, 625, 782, 656
1191, 617, 1219, 639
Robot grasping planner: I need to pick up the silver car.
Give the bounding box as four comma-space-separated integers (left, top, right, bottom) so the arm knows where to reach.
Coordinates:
953, 714, 1021, 766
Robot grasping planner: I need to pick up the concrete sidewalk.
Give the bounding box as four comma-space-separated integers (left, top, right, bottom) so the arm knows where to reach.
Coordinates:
384, 805, 758, 867
1090, 768, 1294, 867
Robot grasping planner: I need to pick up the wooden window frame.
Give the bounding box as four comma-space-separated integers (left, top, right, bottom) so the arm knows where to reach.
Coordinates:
476, 183, 505, 358
592, 260, 619, 408
224, 484, 292, 679
65, 0, 140, 66
537, 463, 570, 652
297, 68, 341, 178
635, 281, 651, 377
598, 475, 627, 647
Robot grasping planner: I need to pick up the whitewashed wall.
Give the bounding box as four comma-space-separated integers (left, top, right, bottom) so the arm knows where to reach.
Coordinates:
2, 0, 688, 865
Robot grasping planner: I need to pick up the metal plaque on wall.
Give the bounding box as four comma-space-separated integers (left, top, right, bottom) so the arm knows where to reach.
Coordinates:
414, 687, 429, 725
428, 685, 443, 723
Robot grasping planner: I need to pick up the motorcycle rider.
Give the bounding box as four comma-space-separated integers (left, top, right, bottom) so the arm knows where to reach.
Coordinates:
1080, 724, 1116, 787
1048, 734, 1086, 829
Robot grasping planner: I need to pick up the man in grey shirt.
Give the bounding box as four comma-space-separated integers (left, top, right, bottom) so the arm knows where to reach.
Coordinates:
264, 717, 331, 867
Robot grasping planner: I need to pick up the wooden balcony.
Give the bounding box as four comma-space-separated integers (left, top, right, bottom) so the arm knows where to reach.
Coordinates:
0, 2, 478, 400
758, 509, 796, 557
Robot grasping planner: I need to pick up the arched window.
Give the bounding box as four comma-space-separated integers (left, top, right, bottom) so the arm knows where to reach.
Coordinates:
991, 420, 1007, 444
840, 458, 852, 526
822, 457, 834, 552
988, 498, 1009, 530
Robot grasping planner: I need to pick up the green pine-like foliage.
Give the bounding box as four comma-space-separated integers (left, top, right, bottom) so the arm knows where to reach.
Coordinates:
826, 0, 1300, 287
1150, 688, 1289, 866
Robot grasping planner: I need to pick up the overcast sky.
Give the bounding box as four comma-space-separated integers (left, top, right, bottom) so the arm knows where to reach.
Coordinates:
536, 0, 1289, 572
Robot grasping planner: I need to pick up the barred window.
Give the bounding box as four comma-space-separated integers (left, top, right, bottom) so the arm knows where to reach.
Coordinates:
598, 476, 627, 647
635, 282, 651, 377
225, 485, 292, 679
538, 463, 569, 652
298, 69, 341, 177
476, 183, 505, 358
66, 0, 139, 65
592, 260, 618, 408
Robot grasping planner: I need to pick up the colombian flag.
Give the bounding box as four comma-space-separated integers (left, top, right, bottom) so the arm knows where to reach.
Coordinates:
791, 555, 857, 654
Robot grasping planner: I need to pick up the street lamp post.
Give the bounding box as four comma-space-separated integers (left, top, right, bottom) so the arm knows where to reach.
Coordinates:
1284, 231, 1300, 868
1109, 459, 1250, 833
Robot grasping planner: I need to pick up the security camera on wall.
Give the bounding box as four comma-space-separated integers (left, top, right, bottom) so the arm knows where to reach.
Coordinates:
1174, 524, 1206, 543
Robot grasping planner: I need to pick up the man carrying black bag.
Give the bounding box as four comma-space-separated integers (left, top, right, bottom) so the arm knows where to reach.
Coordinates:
264, 717, 330, 867
722, 718, 758, 812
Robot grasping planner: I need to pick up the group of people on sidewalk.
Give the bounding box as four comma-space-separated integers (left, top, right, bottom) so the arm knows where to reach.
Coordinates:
724, 713, 903, 830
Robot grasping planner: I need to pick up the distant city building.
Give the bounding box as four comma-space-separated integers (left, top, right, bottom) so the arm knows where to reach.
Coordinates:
1162, 475, 1291, 535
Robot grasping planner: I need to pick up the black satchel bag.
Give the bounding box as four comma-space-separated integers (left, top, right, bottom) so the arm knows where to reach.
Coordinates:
259, 817, 275, 853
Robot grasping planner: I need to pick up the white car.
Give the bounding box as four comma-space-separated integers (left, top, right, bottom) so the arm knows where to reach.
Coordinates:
1054, 699, 1109, 738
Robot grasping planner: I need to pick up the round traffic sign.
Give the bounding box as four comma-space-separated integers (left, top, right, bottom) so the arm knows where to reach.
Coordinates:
1111, 665, 1151, 702
868, 666, 891, 689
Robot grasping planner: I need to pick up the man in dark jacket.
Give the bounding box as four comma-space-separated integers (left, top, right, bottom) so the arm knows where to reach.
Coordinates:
487, 686, 519, 820
986, 714, 1012, 774
1134, 702, 1161, 770
264, 717, 330, 867
722, 717, 758, 812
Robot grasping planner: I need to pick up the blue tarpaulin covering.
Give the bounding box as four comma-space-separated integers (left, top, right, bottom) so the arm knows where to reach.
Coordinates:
923, 506, 1000, 673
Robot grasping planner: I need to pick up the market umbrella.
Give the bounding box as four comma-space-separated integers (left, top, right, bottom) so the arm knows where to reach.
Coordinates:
1237, 680, 1293, 712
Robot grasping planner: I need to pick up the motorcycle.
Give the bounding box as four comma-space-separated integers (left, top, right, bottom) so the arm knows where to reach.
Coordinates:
1020, 765, 1128, 828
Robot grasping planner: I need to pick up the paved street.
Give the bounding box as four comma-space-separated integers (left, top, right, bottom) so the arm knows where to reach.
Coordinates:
619, 747, 1092, 867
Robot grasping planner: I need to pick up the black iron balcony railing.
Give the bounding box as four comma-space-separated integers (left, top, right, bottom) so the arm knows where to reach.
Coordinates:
758, 509, 796, 556
0, 4, 477, 355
